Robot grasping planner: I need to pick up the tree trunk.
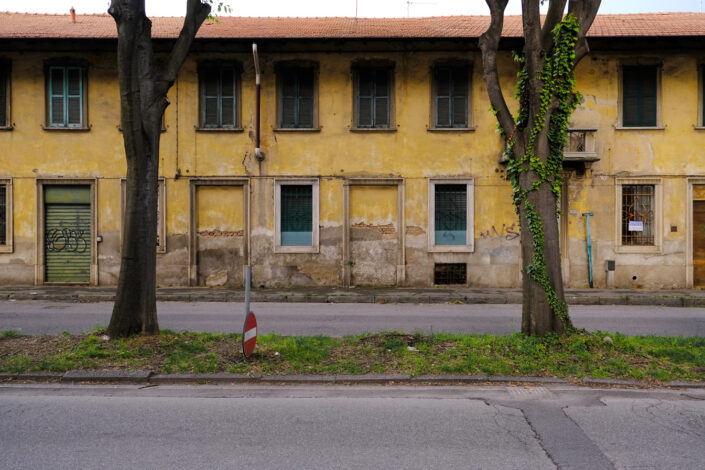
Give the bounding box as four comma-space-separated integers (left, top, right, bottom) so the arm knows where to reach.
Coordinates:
480, 0, 600, 336
107, 0, 210, 338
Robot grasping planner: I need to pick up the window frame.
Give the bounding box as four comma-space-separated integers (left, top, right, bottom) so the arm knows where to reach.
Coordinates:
44, 61, 89, 130
615, 177, 662, 253
351, 62, 395, 131
0, 59, 11, 130
428, 178, 474, 253
617, 62, 663, 130
429, 62, 472, 130
197, 62, 242, 131
698, 63, 705, 129
274, 178, 319, 254
275, 62, 319, 131
0, 178, 13, 253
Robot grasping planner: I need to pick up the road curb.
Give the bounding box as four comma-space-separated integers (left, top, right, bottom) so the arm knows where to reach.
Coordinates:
62, 370, 152, 383
1, 371, 704, 388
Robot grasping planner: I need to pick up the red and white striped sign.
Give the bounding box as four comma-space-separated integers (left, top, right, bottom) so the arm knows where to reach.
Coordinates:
242, 311, 257, 357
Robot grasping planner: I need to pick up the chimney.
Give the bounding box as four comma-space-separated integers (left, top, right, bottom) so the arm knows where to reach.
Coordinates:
70, 7, 76, 23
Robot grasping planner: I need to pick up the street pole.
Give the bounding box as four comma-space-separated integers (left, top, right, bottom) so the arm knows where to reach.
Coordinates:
582, 212, 594, 288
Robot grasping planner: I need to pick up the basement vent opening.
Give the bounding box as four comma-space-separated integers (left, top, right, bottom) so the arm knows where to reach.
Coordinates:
434, 263, 467, 285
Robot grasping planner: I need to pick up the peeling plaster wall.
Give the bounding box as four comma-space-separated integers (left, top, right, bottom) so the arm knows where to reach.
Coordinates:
1, 44, 704, 289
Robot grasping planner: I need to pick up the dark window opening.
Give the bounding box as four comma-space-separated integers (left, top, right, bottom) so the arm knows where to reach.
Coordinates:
434, 263, 467, 285
622, 184, 654, 245
622, 65, 657, 127
435, 184, 467, 245
280, 67, 314, 128
0, 185, 6, 245
201, 65, 237, 128
281, 185, 313, 246
434, 66, 468, 128
356, 68, 391, 128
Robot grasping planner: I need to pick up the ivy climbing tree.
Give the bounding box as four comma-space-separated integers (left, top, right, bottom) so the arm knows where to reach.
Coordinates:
480, 0, 601, 335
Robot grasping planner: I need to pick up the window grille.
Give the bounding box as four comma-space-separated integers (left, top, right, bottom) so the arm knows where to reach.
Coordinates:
622, 65, 657, 127
281, 185, 312, 246
434, 263, 467, 285
567, 131, 586, 152
48, 66, 83, 127
280, 68, 314, 128
622, 184, 654, 245
434, 67, 468, 128
356, 69, 390, 128
0, 185, 5, 245
435, 184, 466, 245
201, 66, 237, 128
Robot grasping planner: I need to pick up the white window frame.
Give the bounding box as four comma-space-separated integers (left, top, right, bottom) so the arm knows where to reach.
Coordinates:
0, 178, 12, 253
428, 178, 474, 253
274, 178, 319, 254
615, 177, 663, 254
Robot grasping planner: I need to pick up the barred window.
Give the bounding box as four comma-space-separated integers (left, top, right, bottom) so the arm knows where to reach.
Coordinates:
280, 185, 313, 246
435, 184, 467, 245
622, 184, 654, 245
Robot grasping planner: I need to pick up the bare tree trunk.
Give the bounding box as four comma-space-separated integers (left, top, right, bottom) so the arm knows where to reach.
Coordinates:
107, 0, 210, 338
481, 0, 600, 335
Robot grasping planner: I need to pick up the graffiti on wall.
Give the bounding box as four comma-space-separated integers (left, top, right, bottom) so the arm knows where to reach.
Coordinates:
480, 223, 519, 241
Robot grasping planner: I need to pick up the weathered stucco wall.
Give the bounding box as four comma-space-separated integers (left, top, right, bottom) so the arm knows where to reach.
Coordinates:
1, 43, 703, 288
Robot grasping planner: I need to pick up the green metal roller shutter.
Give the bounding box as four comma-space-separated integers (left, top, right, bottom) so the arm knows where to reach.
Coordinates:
45, 186, 91, 283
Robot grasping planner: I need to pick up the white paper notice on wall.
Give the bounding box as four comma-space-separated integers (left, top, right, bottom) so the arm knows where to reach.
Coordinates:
628, 220, 644, 232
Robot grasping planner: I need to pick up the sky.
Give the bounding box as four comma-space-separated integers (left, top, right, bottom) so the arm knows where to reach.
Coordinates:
0, 0, 702, 17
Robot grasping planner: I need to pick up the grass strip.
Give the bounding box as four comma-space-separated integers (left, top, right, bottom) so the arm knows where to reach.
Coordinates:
1, 330, 704, 384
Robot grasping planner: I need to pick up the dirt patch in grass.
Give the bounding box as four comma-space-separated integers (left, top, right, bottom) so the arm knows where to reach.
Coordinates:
1, 331, 704, 384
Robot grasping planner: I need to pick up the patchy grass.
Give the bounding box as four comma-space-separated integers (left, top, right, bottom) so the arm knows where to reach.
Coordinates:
1, 330, 704, 384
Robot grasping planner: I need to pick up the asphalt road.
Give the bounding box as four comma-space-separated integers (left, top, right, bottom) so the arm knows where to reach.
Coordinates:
2, 300, 705, 336
1, 384, 704, 469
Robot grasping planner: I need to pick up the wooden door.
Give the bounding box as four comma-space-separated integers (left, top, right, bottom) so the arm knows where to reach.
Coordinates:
694, 200, 705, 287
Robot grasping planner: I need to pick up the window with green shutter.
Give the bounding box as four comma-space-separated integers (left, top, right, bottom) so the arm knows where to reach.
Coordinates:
280, 185, 313, 246
0, 61, 8, 128
279, 67, 315, 128
356, 68, 391, 128
48, 66, 84, 127
200, 65, 238, 128
435, 184, 467, 245
434, 66, 468, 128
622, 65, 657, 127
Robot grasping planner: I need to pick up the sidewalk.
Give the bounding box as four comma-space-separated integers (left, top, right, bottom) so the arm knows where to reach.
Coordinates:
2, 285, 705, 307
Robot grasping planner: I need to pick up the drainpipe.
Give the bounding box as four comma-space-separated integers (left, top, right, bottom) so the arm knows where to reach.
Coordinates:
252, 43, 264, 162
582, 212, 594, 288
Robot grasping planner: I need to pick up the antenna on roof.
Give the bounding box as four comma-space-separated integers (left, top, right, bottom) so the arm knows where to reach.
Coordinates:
406, 0, 437, 18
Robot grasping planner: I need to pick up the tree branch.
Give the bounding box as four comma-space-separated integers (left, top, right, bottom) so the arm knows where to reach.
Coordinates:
162, 0, 211, 85
569, 0, 602, 63
479, 0, 515, 136
541, 0, 568, 51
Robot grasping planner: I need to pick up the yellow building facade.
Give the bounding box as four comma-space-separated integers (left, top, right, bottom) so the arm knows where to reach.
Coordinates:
1, 13, 704, 289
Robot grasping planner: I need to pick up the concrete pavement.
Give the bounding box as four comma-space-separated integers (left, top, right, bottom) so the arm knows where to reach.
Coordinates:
2, 285, 705, 306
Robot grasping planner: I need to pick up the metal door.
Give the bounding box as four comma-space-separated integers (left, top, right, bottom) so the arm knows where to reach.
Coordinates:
44, 186, 91, 283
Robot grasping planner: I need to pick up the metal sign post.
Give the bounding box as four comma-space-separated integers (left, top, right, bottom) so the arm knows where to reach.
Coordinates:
582, 212, 594, 288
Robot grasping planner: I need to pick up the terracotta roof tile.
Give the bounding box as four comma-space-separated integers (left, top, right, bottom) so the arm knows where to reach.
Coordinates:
0, 12, 704, 40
